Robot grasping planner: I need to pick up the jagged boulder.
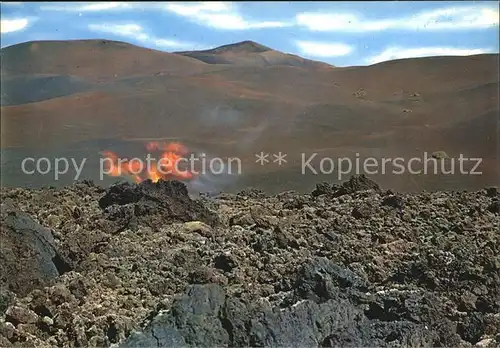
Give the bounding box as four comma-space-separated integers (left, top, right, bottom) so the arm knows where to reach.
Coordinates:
0, 200, 71, 297
98, 179, 219, 232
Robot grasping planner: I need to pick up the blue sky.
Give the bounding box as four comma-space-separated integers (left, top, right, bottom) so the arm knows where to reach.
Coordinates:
1, 1, 499, 66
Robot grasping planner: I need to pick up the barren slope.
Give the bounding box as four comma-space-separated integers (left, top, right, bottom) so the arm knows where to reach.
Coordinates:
0, 39, 215, 82
0, 40, 498, 192
176, 40, 333, 70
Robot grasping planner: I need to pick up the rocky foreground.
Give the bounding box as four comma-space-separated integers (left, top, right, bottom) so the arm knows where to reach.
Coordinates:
1, 176, 499, 347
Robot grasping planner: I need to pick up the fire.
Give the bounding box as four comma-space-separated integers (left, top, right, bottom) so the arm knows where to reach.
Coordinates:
101, 141, 196, 183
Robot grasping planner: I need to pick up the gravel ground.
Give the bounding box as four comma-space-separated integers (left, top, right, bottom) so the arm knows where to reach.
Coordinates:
1, 176, 499, 347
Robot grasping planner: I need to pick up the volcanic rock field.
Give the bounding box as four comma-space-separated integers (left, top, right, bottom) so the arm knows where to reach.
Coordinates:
1, 176, 499, 347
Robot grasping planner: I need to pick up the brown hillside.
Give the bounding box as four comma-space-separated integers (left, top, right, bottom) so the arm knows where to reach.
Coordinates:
0, 39, 217, 82
176, 40, 333, 69
0, 40, 498, 192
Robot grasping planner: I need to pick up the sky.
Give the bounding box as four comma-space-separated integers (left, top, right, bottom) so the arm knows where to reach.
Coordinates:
0, 1, 499, 66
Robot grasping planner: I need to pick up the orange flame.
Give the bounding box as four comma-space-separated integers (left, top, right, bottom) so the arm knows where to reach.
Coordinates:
102, 141, 196, 183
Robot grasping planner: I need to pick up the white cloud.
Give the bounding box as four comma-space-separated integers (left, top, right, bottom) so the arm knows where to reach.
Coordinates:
367, 46, 496, 65
1, 2, 24, 6
296, 13, 392, 32
89, 23, 142, 36
87, 22, 204, 50
40, 2, 289, 30
39, 2, 135, 12
164, 2, 290, 30
1, 18, 30, 33
294, 40, 353, 58
165, 2, 232, 16
296, 5, 499, 32
406, 6, 499, 30
39, 2, 289, 30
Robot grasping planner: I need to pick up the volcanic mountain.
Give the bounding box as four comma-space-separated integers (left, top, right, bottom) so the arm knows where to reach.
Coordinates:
175, 40, 333, 69
0, 39, 498, 193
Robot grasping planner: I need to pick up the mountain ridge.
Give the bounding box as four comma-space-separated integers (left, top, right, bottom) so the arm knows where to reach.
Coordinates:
178, 40, 273, 54
1, 39, 497, 71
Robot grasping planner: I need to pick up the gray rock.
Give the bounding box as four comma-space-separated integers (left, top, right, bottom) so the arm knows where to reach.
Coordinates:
250, 205, 279, 228
0, 208, 71, 296
487, 199, 499, 214
336, 174, 381, 196
1, 178, 499, 347
485, 187, 498, 197
229, 213, 254, 226
352, 203, 377, 219
120, 268, 434, 347
311, 175, 381, 198
294, 257, 369, 303
382, 195, 405, 209
5, 305, 39, 325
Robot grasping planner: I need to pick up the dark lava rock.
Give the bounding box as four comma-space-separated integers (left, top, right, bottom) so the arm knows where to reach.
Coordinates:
68, 278, 88, 302
312, 175, 381, 198
382, 195, 405, 209
352, 203, 377, 219
5, 306, 39, 325
213, 253, 237, 273
102, 204, 139, 234
120, 283, 435, 348
0, 290, 15, 315
457, 312, 486, 344
282, 195, 309, 209
294, 257, 369, 303
1, 178, 498, 348
487, 199, 500, 214
237, 188, 266, 199
311, 182, 340, 197
229, 213, 254, 226
336, 174, 381, 196
98, 179, 218, 227
188, 268, 216, 285
485, 186, 498, 197
120, 284, 228, 347
250, 205, 278, 228
0, 208, 71, 296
